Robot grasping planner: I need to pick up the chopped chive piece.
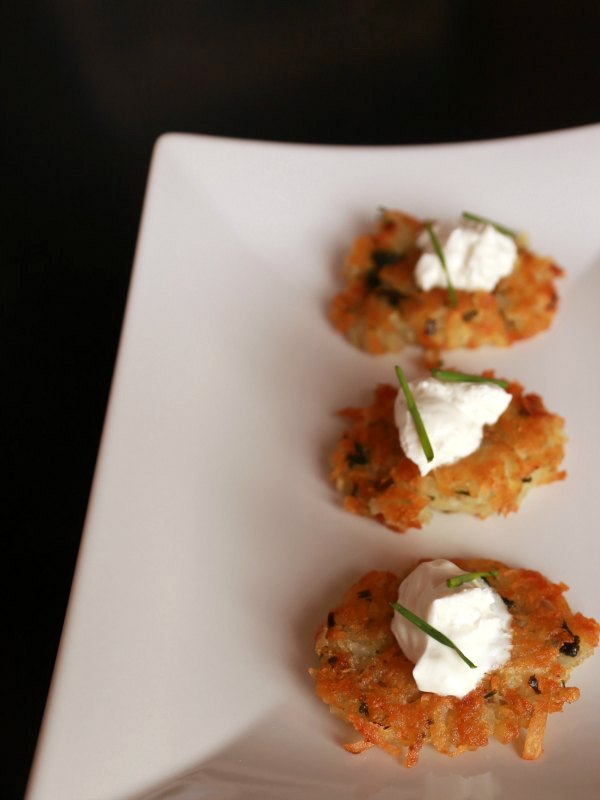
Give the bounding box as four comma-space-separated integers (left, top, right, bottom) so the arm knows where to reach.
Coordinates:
378, 287, 403, 306
431, 369, 509, 389
462, 211, 516, 238
372, 249, 402, 268
390, 601, 476, 669
394, 366, 434, 463
346, 441, 369, 467
559, 621, 580, 657
424, 221, 457, 307
446, 569, 499, 588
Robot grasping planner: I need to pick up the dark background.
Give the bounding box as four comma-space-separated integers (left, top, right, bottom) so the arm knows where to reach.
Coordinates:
6, 2, 600, 797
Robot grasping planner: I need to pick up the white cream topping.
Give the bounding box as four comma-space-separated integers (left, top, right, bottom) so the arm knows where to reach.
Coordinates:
394, 377, 511, 475
415, 219, 517, 292
391, 559, 512, 698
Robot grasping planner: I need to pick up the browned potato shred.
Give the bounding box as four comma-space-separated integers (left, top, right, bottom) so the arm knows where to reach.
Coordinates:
329, 210, 563, 354
331, 378, 565, 531
311, 561, 599, 767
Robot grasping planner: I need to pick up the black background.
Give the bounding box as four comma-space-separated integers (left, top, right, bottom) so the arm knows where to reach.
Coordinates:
6, 2, 600, 797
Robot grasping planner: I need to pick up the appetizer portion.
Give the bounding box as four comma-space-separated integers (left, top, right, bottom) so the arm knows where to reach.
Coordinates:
312, 559, 599, 767
329, 210, 563, 354
331, 369, 565, 532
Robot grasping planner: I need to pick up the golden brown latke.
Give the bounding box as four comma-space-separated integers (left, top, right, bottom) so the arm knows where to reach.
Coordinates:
312, 560, 599, 767
329, 210, 563, 354
331, 377, 565, 532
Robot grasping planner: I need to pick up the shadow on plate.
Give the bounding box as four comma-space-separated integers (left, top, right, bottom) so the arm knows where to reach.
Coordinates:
127, 704, 500, 800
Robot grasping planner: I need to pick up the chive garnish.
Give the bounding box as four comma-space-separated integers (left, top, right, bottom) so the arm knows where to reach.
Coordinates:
424, 221, 457, 307
462, 211, 516, 239
394, 366, 434, 463
446, 569, 499, 588
431, 369, 508, 389
390, 601, 476, 669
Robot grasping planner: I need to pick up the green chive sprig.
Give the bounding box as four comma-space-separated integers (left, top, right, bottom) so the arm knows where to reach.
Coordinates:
462, 211, 516, 239
431, 368, 509, 390
424, 221, 457, 307
395, 365, 433, 463
390, 601, 476, 669
446, 569, 499, 588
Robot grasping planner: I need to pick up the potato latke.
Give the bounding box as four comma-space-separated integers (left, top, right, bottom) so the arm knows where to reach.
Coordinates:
329, 210, 563, 354
331, 377, 565, 531
312, 560, 599, 766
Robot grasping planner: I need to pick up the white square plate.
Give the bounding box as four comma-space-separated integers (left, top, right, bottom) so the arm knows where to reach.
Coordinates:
28, 126, 600, 800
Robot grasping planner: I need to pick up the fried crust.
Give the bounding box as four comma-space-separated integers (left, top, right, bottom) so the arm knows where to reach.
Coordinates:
331, 377, 566, 532
312, 561, 599, 767
329, 210, 563, 354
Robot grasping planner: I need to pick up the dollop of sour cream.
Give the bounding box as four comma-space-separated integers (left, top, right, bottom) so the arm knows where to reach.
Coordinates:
391, 559, 512, 698
415, 219, 517, 292
394, 377, 511, 475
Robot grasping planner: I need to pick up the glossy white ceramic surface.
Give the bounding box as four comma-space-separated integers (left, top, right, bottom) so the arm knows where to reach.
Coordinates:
28, 126, 600, 799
